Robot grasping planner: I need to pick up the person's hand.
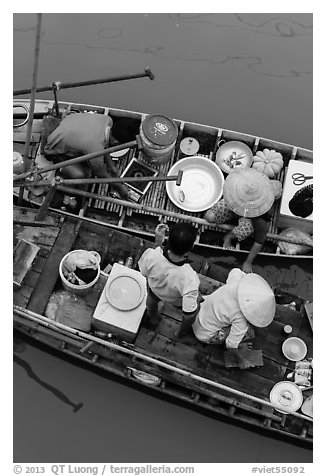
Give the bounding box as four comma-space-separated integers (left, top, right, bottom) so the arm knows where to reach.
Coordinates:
242, 261, 253, 274
155, 223, 169, 246
239, 341, 253, 350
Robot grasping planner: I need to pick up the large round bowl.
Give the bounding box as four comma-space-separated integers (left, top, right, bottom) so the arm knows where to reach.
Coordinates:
166, 156, 224, 212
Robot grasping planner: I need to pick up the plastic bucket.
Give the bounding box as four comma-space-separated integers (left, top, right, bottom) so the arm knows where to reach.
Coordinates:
59, 250, 100, 296
140, 114, 178, 165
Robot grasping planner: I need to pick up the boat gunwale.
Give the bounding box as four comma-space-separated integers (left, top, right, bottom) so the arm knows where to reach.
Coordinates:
14, 304, 313, 425
13, 321, 313, 447
13, 97, 313, 155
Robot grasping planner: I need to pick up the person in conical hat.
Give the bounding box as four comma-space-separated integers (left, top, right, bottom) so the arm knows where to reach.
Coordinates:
204, 168, 282, 273
192, 268, 276, 369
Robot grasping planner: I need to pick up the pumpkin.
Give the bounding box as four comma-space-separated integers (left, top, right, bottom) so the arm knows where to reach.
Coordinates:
252, 148, 284, 178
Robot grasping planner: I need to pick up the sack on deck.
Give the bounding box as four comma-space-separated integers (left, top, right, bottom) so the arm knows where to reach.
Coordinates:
278, 228, 313, 255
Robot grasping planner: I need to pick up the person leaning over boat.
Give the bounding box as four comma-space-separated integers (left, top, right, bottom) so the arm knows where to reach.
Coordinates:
192, 268, 275, 369
204, 168, 282, 273
43, 112, 138, 199
138, 222, 200, 338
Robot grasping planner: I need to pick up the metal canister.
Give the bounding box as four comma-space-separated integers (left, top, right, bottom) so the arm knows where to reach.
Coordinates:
140, 114, 178, 165
283, 325, 293, 335
13, 151, 24, 174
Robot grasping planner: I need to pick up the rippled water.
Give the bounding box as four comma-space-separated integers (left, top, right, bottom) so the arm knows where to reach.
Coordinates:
13, 13, 313, 463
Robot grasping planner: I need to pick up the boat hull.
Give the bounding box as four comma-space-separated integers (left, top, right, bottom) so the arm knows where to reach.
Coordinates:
13, 98, 313, 259
13, 206, 313, 447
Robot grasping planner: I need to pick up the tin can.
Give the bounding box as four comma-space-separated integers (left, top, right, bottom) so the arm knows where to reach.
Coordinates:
124, 256, 133, 268
283, 325, 293, 335
140, 114, 178, 165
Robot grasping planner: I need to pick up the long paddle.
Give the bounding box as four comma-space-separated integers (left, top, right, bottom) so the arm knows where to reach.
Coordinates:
13, 67, 154, 96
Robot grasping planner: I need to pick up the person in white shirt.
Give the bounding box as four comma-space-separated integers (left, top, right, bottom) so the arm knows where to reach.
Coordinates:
192, 268, 276, 368
138, 222, 200, 338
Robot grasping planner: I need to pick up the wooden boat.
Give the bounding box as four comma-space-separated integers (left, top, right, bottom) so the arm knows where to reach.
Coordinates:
13, 205, 313, 446
13, 97, 313, 260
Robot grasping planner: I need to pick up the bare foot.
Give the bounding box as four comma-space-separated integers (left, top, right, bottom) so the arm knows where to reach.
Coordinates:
223, 233, 236, 250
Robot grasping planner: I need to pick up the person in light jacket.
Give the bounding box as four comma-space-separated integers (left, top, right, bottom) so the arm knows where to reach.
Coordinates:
192, 268, 276, 369
138, 222, 200, 338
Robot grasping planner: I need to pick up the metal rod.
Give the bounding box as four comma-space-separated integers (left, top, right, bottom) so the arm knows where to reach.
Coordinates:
18, 172, 183, 188
52, 82, 60, 117
13, 140, 138, 182
18, 13, 42, 205
13, 305, 313, 423
13, 67, 155, 96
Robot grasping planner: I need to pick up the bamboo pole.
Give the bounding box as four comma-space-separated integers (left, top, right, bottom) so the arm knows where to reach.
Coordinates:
54, 185, 312, 248
13, 140, 138, 182
13, 305, 313, 423
18, 13, 42, 205
13, 67, 155, 96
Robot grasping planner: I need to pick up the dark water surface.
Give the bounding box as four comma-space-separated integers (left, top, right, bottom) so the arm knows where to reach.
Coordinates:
13, 13, 313, 463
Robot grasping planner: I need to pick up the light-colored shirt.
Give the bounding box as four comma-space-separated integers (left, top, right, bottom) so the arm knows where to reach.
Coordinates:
44, 113, 113, 177
193, 268, 249, 348
138, 247, 200, 313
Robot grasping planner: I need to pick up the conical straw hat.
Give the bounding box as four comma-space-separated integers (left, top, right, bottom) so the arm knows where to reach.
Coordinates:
238, 273, 276, 327
223, 168, 274, 217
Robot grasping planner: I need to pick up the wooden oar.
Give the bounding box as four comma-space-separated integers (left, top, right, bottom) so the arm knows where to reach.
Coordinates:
13, 67, 154, 96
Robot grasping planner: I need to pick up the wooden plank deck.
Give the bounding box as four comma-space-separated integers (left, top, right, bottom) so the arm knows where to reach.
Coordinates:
13, 208, 62, 308
26, 219, 81, 315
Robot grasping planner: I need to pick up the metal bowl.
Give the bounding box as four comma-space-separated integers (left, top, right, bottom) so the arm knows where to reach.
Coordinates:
166, 156, 224, 212
215, 141, 253, 174
282, 337, 307, 362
